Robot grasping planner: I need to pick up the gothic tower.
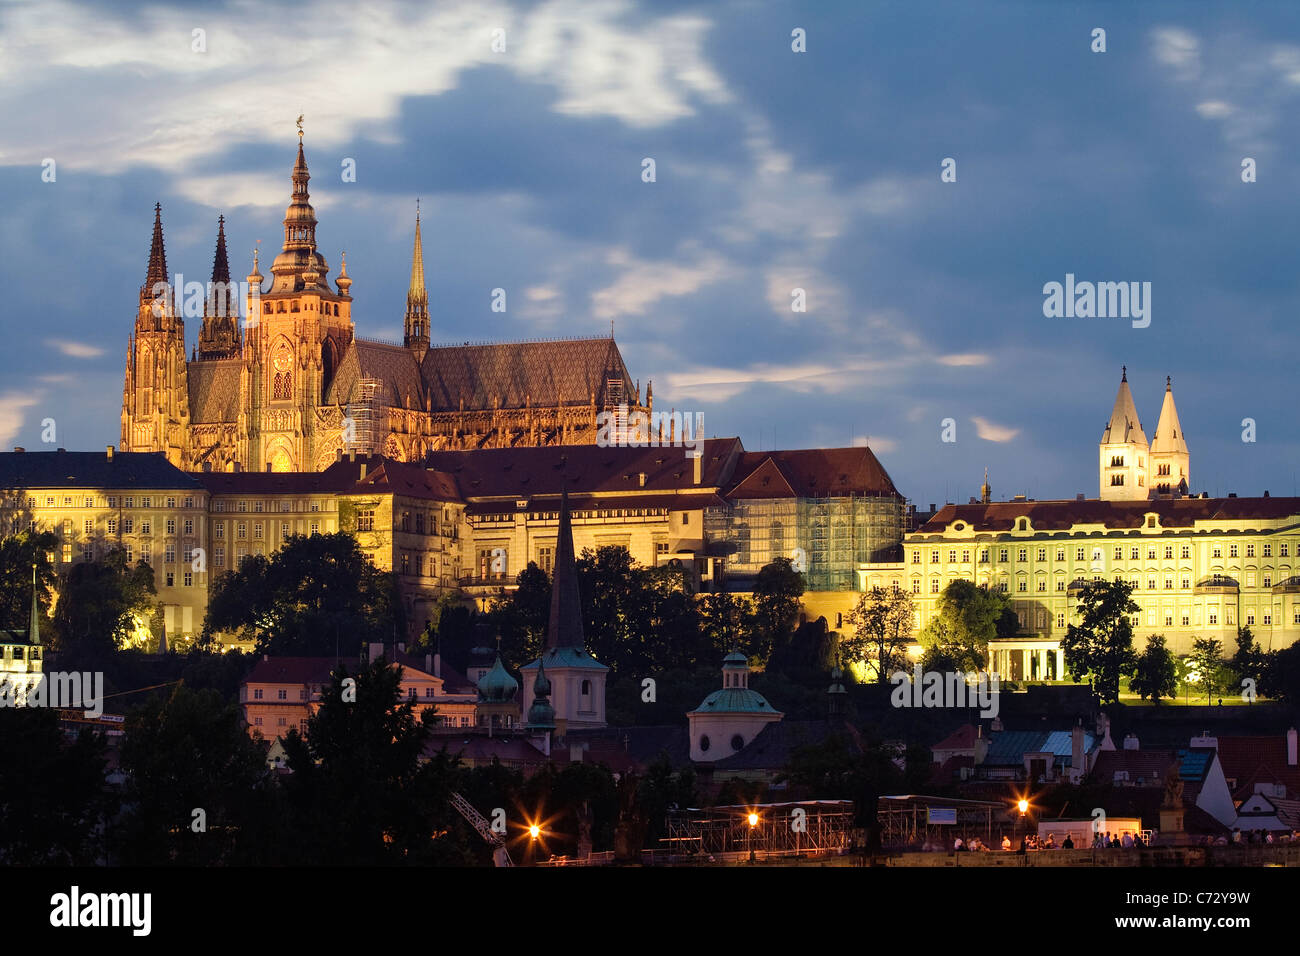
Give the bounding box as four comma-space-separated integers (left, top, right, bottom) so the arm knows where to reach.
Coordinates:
121, 204, 190, 466
1098, 366, 1149, 500
196, 216, 241, 360
404, 203, 430, 361
1150, 376, 1190, 495
240, 127, 355, 472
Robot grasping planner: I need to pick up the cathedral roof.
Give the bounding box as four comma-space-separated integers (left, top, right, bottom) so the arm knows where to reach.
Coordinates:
419, 337, 634, 412
325, 339, 425, 409
1101, 367, 1147, 446
1151, 378, 1188, 456
187, 358, 242, 423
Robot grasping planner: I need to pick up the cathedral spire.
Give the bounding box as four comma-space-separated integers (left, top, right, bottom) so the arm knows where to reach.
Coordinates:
141, 203, 168, 305
209, 215, 232, 314
1151, 374, 1190, 493
404, 202, 430, 355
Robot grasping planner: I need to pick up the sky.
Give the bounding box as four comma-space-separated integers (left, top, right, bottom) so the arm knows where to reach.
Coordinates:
2, 0, 1300, 508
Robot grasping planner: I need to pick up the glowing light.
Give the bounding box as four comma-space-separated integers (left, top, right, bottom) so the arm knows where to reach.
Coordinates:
528, 824, 540, 839
1017, 799, 1029, 814
747, 813, 758, 827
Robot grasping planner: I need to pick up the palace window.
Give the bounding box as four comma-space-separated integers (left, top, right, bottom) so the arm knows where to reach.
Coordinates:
999, 548, 1009, 562
1056, 548, 1065, 561
1212, 545, 1222, 558
1056, 579, 1065, 592
1247, 612, 1255, 626
184, 519, 193, 535
1114, 547, 1123, 560
911, 580, 920, 594
1263, 543, 1272, 557
1264, 613, 1273, 626
165, 544, 175, 563
1264, 574, 1272, 588
1017, 579, 1027, 592
1017, 548, 1027, 562
948, 550, 956, 563
1230, 544, 1239, 558
1282, 544, 1290, 557
166, 518, 175, 534
930, 579, 940, 594
1037, 579, 1046, 592
214, 547, 224, 567
1076, 548, 1085, 561
1164, 545, 1173, 559
1209, 610, 1218, 625
1247, 544, 1256, 558
930, 551, 939, 564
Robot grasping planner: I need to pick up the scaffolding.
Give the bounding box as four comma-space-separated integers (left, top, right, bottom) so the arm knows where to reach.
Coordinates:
345, 378, 384, 454
663, 801, 858, 861
705, 495, 905, 590
877, 795, 1007, 848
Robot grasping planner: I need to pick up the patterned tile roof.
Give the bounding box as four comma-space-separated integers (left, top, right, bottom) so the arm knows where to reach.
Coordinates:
348, 459, 460, 501
326, 339, 425, 409
187, 358, 242, 423
419, 337, 633, 411
1216, 734, 1300, 800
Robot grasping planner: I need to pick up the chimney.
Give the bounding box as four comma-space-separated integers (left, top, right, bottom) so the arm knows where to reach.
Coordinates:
1076, 493, 1085, 501
929, 504, 935, 513
1288, 728, 1297, 766
359, 463, 368, 479
1123, 732, 1139, 751
434, 652, 442, 678
425, 652, 433, 674
1190, 732, 1218, 749
233, 461, 241, 473
367, 641, 382, 664
692, 453, 701, 485
13, 447, 24, 454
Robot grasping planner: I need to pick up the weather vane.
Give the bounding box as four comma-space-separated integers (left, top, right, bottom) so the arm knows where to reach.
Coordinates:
296, 114, 304, 139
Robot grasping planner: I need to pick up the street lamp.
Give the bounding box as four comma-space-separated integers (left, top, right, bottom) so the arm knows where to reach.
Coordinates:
747, 811, 758, 863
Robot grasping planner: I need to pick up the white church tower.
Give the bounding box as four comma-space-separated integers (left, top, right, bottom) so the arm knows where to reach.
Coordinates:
1150, 376, 1190, 496
1099, 367, 1149, 500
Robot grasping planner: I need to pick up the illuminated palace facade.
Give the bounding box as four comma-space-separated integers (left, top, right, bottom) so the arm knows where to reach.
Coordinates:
120, 132, 649, 474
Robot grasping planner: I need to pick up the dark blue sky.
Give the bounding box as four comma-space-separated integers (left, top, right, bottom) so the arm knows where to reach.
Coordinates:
3, 0, 1299, 506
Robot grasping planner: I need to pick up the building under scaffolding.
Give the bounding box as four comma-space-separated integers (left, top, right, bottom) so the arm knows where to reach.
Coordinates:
877, 794, 1010, 848
705, 495, 904, 591
663, 801, 858, 860
344, 378, 384, 454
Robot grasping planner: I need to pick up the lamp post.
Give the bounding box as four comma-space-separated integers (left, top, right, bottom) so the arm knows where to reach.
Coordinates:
747, 812, 758, 863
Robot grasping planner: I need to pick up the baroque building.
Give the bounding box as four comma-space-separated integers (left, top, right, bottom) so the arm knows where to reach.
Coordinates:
121, 130, 649, 473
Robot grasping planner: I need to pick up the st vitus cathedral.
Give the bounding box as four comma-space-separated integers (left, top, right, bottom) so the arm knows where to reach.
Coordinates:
121, 129, 650, 472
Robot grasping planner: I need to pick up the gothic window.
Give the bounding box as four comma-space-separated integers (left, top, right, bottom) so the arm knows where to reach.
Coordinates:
272, 344, 292, 400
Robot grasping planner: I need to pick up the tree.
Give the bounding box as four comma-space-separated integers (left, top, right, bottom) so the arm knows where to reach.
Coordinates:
917, 580, 1015, 672
117, 685, 272, 865
1189, 637, 1227, 704
844, 586, 914, 683
486, 563, 550, 667
279, 658, 464, 864
0, 530, 58, 634
698, 592, 756, 661
1060, 580, 1138, 704
1232, 626, 1266, 696
203, 532, 402, 656
0, 708, 112, 864
751, 557, 805, 666
1130, 635, 1178, 704
53, 548, 157, 659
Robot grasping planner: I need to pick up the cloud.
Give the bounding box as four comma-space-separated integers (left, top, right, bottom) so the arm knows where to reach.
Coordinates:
46, 340, 105, 359
852, 434, 897, 454
936, 353, 990, 368
591, 248, 731, 319
1152, 27, 1200, 79
0, 0, 729, 193
0, 391, 41, 447
971, 416, 1020, 443
1195, 100, 1233, 119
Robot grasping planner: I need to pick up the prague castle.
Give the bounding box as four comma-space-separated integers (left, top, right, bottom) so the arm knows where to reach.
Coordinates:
120, 130, 649, 473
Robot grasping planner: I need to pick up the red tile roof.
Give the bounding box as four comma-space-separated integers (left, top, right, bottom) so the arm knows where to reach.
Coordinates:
348, 459, 460, 501
725, 447, 901, 499
244, 656, 345, 685
1215, 734, 1300, 800
917, 496, 1300, 534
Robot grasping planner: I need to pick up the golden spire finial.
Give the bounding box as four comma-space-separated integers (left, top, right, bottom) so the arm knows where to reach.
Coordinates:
296, 114, 304, 139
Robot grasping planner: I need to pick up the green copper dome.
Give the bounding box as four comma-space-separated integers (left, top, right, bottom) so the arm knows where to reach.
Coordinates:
476, 652, 519, 703
526, 660, 556, 730
693, 687, 778, 714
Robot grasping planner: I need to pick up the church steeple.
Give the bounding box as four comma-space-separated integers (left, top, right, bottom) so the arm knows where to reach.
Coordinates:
28, 564, 40, 646
1099, 366, 1151, 500
547, 489, 585, 650
198, 216, 240, 360
404, 201, 430, 358
1151, 375, 1190, 495
268, 121, 329, 293
140, 203, 169, 310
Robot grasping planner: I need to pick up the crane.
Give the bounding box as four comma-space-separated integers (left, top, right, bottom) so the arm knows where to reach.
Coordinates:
449, 792, 513, 867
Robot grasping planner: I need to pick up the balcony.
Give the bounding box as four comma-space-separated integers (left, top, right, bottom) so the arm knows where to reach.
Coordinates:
1194, 575, 1239, 595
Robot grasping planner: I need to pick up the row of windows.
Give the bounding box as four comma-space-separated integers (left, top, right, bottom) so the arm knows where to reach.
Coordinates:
20, 494, 199, 510
214, 521, 320, 540
214, 499, 324, 514
915, 570, 1279, 593
101, 518, 194, 536
915, 541, 1290, 564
